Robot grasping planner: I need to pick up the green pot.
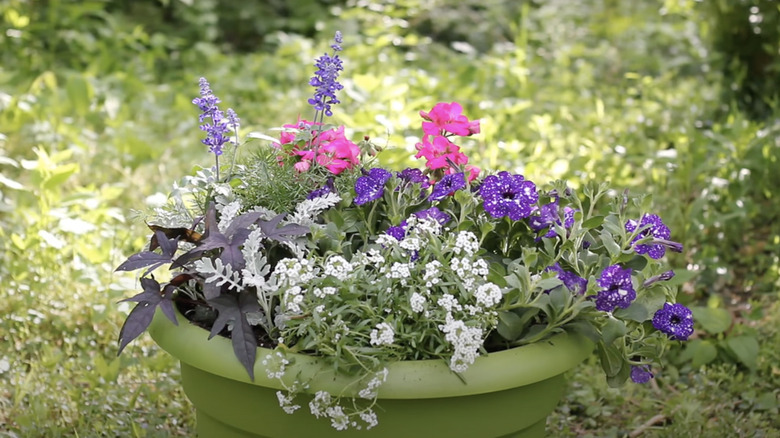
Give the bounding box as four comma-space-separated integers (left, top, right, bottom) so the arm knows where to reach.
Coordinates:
149, 308, 593, 438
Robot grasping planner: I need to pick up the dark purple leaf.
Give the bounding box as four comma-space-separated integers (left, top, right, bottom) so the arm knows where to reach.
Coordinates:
117, 277, 177, 353
257, 213, 310, 243
117, 301, 156, 354
231, 314, 257, 381
115, 231, 179, 274
206, 291, 261, 380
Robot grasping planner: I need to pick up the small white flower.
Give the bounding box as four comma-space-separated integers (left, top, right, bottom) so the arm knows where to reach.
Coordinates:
0, 357, 9, 374
439, 315, 484, 373
323, 255, 353, 281
475, 283, 502, 307
326, 406, 350, 430
369, 322, 395, 346
359, 409, 379, 429
423, 260, 443, 281
452, 231, 479, 255
410, 292, 426, 313
437, 294, 462, 312
276, 390, 301, 414
313, 286, 337, 298
309, 391, 332, 417
400, 236, 422, 252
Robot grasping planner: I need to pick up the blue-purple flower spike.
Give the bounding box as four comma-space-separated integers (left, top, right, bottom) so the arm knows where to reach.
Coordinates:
193, 77, 233, 156
309, 32, 344, 117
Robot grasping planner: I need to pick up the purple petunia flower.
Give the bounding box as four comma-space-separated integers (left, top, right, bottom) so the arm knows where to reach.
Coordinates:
652, 302, 694, 341
479, 171, 538, 220
413, 207, 451, 226
386, 220, 408, 241
396, 168, 431, 189
630, 365, 654, 384
308, 32, 344, 117
594, 265, 636, 312
429, 172, 467, 202
625, 214, 681, 259
307, 177, 335, 200
193, 77, 233, 156
545, 263, 588, 295
530, 200, 576, 238
354, 168, 392, 205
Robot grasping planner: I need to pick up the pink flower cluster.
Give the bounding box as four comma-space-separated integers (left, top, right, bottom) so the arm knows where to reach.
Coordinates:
415, 102, 481, 180
276, 120, 360, 175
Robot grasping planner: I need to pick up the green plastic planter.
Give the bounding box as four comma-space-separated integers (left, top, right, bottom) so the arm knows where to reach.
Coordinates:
148, 308, 593, 438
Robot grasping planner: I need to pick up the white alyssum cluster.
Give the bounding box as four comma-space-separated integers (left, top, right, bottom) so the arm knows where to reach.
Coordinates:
323, 255, 353, 281
409, 292, 427, 313
399, 236, 422, 252
313, 286, 338, 299
369, 322, 395, 346
439, 314, 485, 373
422, 260, 443, 287
383, 261, 413, 286
282, 286, 304, 313
358, 368, 389, 399
451, 230, 480, 255
274, 257, 318, 286
450, 256, 489, 289
276, 390, 301, 414
262, 352, 290, 379
474, 283, 503, 308
436, 294, 462, 312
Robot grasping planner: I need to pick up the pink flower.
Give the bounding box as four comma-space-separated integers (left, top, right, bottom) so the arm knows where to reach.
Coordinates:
420, 102, 480, 137
414, 135, 469, 170
275, 122, 360, 175
316, 136, 361, 175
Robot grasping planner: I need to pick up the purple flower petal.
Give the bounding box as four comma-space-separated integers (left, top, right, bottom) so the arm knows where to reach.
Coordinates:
652, 303, 694, 341
595, 265, 636, 312
479, 171, 538, 220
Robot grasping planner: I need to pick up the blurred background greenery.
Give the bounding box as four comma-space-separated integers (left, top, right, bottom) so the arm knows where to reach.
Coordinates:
1, 0, 778, 436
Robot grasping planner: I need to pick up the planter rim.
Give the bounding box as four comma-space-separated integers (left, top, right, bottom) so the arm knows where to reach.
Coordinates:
149, 306, 594, 399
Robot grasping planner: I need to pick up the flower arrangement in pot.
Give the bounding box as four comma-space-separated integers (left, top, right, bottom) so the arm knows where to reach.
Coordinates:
116, 32, 693, 436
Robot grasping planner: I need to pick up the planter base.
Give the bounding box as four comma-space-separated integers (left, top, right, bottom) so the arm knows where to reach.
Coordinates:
182, 362, 563, 438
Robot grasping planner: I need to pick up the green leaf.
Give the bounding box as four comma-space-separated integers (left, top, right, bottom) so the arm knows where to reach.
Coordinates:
724, 336, 759, 370
600, 230, 621, 257
66, 75, 92, 116
43, 163, 79, 190
582, 215, 605, 229
601, 318, 627, 345
691, 306, 732, 334
497, 309, 539, 341
596, 340, 626, 378
614, 287, 666, 322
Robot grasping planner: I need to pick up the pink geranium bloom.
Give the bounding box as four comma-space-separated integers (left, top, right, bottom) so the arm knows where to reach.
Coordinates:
317, 136, 361, 175
415, 135, 469, 170
420, 102, 481, 137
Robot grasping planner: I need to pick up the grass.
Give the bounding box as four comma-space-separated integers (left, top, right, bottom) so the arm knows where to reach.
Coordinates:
1, 0, 779, 436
